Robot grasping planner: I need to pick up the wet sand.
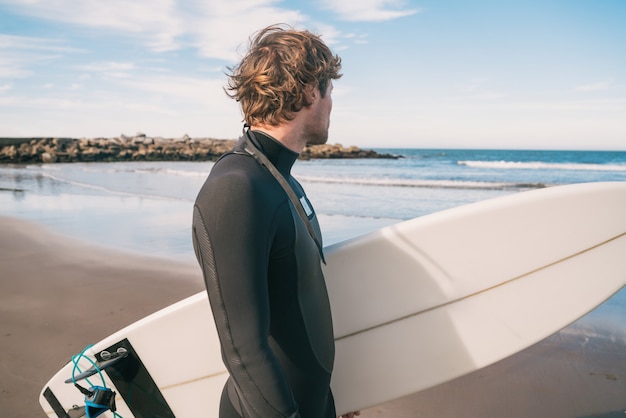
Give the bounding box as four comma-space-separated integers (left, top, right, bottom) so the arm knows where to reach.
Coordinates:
1, 215, 625, 417
359, 331, 626, 418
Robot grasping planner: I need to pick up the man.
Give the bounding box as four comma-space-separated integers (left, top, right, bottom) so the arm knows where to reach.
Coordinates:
192, 25, 359, 418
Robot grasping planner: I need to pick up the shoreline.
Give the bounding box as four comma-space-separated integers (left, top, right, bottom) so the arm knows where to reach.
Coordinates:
2, 216, 625, 417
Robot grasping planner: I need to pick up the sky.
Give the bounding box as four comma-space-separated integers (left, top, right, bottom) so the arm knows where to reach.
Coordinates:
0, 0, 624, 150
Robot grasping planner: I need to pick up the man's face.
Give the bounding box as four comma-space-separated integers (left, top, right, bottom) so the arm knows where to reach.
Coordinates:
304, 82, 333, 146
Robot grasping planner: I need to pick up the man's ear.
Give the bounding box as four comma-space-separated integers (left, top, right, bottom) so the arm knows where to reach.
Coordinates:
303, 83, 318, 106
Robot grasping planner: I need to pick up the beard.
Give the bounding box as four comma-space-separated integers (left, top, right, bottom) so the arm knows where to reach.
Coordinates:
303, 117, 330, 146
305, 130, 328, 146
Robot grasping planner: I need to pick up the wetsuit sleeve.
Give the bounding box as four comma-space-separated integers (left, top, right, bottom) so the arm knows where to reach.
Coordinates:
192, 170, 300, 418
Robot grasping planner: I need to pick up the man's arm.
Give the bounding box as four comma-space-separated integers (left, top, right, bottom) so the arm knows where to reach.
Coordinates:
193, 170, 299, 418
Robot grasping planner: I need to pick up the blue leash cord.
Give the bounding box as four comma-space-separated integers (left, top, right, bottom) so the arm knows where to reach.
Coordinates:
71, 345, 123, 418
71, 345, 105, 389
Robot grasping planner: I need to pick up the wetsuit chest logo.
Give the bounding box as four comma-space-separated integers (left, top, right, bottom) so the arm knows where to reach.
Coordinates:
299, 196, 313, 218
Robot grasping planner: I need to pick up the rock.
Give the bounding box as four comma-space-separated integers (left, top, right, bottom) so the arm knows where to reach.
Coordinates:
1, 145, 17, 160
0, 135, 398, 164
41, 152, 57, 164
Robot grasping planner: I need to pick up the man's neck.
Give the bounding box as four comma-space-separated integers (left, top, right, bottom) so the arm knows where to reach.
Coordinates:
250, 119, 306, 154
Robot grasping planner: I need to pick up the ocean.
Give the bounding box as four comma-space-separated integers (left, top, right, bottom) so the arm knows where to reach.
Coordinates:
1, 148, 625, 262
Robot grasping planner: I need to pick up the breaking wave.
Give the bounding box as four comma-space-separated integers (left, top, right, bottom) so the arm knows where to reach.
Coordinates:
458, 160, 626, 172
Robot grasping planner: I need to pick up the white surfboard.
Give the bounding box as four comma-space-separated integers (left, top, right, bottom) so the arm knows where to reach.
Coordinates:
40, 182, 626, 417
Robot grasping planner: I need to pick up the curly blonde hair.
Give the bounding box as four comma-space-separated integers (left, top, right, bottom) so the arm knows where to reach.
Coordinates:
226, 25, 342, 127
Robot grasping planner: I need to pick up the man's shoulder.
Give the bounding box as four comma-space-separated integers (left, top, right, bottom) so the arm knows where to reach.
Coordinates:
194, 156, 291, 226
198, 152, 284, 205
209, 151, 265, 185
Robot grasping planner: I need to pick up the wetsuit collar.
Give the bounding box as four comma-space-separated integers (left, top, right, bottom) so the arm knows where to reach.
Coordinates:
242, 129, 326, 263
247, 130, 299, 177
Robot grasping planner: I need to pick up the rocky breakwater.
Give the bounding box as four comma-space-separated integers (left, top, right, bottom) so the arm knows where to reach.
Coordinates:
0, 134, 398, 164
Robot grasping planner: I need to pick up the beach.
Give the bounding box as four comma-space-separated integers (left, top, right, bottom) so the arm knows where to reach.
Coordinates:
2, 215, 626, 418
1, 150, 626, 417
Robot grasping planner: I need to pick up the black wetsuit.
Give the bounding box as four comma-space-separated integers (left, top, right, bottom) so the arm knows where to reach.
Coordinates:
192, 131, 336, 418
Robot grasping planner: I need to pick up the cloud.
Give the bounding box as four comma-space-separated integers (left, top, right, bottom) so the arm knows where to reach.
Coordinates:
474, 92, 507, 100
463, 79, 507, 100
0, 34, 85, 53
0, 69, 241, 137
185, 1, 307, 61
0, 94, 85, 110
344, 33, 369, 45
1, 0, 183, 51
318, 0, 419, 22
118, 73, 224, 103
0, 34, 83, 79
575, 79, 613, 92
77, 62, 136, 78
0, 62, 31, 79
1, 0, 335, 61
2, 0, 375, 62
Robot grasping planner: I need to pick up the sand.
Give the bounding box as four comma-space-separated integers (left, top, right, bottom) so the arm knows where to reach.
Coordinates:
1, 215, 625, 417
0, 216, 204, 417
